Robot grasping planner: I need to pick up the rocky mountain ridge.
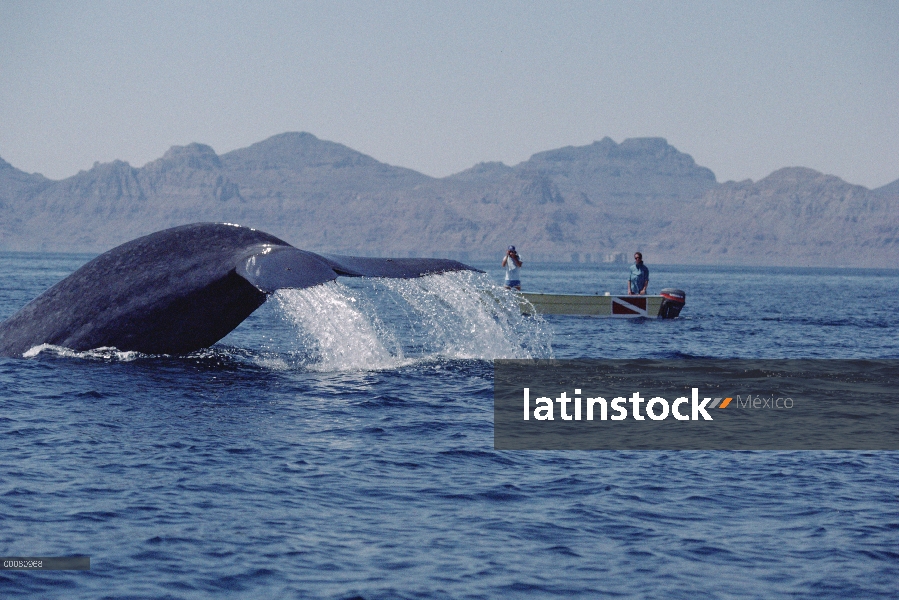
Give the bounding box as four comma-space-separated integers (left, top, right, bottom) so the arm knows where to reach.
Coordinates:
1, 132, 896, 267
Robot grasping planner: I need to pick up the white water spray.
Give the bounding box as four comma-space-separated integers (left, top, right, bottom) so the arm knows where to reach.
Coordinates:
23, 344, 142, 362
273, 281, 404, 371
273, 271, 553, 371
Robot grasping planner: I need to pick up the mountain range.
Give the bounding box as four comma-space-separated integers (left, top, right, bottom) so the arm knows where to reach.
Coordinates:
1, 132, 897, 266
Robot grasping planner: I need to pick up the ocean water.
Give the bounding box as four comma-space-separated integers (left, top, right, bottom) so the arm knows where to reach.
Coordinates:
1, 253, 898, 599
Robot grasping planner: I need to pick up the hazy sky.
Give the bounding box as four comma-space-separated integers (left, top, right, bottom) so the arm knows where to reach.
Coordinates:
1, 1, 897, 188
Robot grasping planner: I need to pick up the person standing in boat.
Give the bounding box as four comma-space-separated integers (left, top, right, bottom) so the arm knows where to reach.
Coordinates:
628, 252, 649, 295
502, 245, 523, 290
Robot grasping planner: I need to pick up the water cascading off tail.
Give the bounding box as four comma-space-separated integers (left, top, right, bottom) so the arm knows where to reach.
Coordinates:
273, 271, 554, 371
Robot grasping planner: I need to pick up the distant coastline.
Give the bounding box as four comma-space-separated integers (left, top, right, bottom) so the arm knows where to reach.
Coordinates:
1, 132, 896, 267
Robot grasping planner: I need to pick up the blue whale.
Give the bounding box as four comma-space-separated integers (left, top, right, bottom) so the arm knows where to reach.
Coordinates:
0, 223, 478, 357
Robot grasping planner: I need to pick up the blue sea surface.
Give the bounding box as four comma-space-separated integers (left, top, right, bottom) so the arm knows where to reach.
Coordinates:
1, 253, 898, 599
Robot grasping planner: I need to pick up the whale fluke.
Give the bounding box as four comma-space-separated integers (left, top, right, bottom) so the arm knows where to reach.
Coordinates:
0, 223, 478, 357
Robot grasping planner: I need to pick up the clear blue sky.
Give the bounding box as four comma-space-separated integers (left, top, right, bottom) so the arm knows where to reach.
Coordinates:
1, 0, 897, 188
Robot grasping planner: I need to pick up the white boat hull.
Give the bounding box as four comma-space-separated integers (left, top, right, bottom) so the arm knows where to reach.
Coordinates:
520, 293, 678, 318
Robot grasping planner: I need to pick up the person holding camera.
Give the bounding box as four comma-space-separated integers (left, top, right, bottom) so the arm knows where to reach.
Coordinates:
502, 245, 523, 290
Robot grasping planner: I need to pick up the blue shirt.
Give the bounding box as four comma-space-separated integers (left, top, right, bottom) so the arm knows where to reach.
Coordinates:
629, 263, 649, 294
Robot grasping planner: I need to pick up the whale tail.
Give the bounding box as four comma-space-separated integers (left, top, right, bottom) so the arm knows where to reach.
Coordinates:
0, 223, 480, 357
235, 245, 477, 294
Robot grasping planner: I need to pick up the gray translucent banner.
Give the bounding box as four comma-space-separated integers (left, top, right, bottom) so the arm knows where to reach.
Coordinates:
494, 360, 899, 450
0, 557, 90, 570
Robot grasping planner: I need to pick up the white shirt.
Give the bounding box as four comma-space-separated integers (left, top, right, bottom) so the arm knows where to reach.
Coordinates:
504, 254, 522, 280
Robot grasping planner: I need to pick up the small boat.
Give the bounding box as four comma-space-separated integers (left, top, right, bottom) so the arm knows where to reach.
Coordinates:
519, 288, 685, 319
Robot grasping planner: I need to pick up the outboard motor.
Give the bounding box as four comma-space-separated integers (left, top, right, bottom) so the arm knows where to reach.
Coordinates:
658, 288, 686, 319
